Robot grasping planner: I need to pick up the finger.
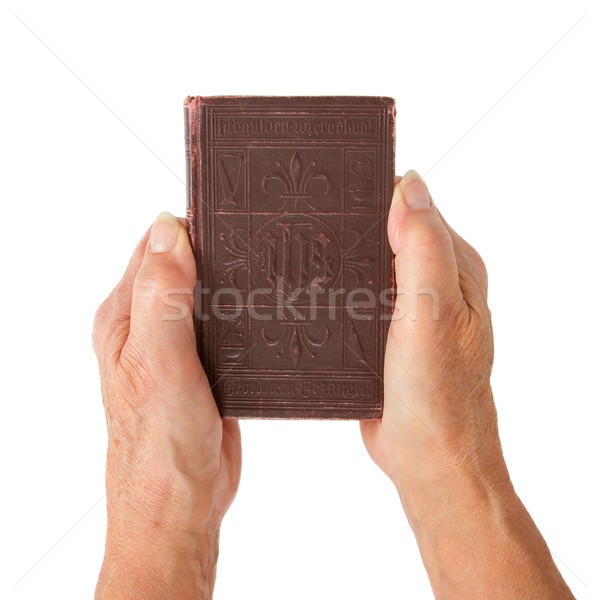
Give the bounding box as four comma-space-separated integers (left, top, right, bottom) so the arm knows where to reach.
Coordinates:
111, 218, 186, 317
388, 170, 464, 323
111, 228, 151, 311
126, 212, 197, 364
436, 209, 489, 306
92, 227, 150, 363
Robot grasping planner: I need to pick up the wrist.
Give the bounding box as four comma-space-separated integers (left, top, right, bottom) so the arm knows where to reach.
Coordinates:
96, 522, 219, 600
393, 435, 513, 533
393, 448, 573, 598
384, 383, 505, 493
97, 467, 223, 600
104, 447, 226, 537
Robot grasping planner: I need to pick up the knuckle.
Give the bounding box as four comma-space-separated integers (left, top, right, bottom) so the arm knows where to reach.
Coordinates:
389, 210, 449, 255
118, 333, 199, 402
118, 339, 157, 394
134, 264, 185, 299
405, 221, 443, 250
92, 295, 129, 361
463, 242, 488, 282
455, 242, 488, 300
92, 297, 113, 354
407, 222, 456, 265
470, 248, 488, 283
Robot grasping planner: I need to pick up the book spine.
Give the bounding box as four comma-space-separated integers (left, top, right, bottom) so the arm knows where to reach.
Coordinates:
184, 97, 199, 254
184, 97, 204, 363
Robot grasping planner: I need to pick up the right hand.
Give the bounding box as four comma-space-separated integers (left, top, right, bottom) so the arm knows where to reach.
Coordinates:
361, 171, 574, 598
361, 170, 498, 490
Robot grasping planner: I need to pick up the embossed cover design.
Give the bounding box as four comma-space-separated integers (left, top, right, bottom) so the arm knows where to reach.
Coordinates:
185, 96, 395, 419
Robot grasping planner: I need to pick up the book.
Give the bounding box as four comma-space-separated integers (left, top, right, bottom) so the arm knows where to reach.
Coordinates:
184, 96, 395, 418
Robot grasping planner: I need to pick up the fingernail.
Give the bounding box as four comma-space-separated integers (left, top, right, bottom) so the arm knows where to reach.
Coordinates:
150, 212, 179, 253
390, 179, 403, 208
400, 170, 432, 210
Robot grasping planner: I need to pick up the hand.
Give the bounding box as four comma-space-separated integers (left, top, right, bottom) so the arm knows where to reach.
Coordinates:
362, 170, 498, 496
361, 171, 574, 598
92, 212, 242, 600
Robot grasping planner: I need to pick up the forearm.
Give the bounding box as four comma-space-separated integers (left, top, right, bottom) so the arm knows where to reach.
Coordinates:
396, 450, 574, 599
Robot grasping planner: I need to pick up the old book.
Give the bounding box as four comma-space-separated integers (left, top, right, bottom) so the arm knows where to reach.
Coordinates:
184, 96, 395, 419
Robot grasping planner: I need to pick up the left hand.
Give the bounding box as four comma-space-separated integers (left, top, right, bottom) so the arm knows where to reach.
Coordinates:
92, 212, 242, 600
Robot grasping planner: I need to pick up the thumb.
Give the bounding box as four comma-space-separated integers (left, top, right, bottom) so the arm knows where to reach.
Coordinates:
388, 171, 463, 322
128, 211, 197, 362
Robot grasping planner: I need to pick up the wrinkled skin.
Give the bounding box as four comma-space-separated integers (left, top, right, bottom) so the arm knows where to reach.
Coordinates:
361, 172, 499, 492
93, 174, 574, 599
361, 172, 573, 599
93, 215, 241, 598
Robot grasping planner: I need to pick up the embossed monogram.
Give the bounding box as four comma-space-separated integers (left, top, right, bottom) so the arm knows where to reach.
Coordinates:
251, 215, 341, 301
262, 151, 331, 210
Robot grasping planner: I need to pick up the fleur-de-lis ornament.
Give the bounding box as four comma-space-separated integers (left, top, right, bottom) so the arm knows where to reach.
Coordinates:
262, 151, 331, 210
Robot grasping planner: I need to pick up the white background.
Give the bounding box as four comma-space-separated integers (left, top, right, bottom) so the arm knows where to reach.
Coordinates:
1, 1, 599, 598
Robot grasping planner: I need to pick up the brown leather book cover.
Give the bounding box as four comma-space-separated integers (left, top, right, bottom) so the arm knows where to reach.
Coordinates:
184, 96, 395, 419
